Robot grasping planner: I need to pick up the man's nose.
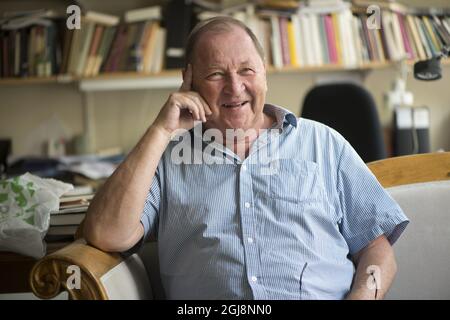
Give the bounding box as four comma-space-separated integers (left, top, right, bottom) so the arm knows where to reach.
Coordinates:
224, 74, 245, 95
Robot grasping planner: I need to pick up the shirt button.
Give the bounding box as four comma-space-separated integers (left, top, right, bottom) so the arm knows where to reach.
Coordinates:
244, 202, 251, 208
247, 237, 254, 243
242, 164, 247, 171
251, 276, 258, 282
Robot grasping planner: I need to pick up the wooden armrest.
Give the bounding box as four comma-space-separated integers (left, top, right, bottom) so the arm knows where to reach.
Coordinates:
30, 239, 123, 300
368, 152, 450, 188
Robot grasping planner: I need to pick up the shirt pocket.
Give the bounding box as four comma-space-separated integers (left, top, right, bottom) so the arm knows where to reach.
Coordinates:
267, 159, 324, 203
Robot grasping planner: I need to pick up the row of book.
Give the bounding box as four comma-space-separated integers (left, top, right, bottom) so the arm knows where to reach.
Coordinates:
0, 6, 167, 78
1, 1, 449, 78
229, 2, 450, 68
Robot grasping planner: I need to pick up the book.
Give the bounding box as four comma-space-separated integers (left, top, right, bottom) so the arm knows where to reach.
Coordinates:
142, 22, 159, 73
286, 18, 299, 67
415, 16, 434, 58
310, 13, 323, 66
270, 15, 283, 68
102, 24, 128, 73
46, 225, 79, 236
164, 0, 193, 69
58, 199, 90, 208
406, 14, 426, 60
85, 11, 120, 26
151, 27, 167, 73
60, 193, 94, 203
432, 15, 450, 46
75, 20, 95, 76
83, 24, 104, 76
93, 26, 117, 75
318, 15, 330, 64
397, 13, 413, 60
298, 13, 312, 66
50, 212, 85, 226
422, 16, 442, 52
278, 16, 291, 66
124, 6, 162, 23
63, 185, 94, 197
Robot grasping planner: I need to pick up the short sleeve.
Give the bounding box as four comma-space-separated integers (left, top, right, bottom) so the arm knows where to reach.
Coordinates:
140, 166, 162, 240
121, 165, 162, 258
336, 140, 409, 255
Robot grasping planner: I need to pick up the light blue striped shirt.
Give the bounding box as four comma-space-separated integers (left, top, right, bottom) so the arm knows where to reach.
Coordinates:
138, 104, 409, 300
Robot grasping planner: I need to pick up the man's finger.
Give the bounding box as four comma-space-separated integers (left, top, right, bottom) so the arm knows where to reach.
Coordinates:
186, 94, 206, 122
178, 95, 201, 121
179, 64, 193, 92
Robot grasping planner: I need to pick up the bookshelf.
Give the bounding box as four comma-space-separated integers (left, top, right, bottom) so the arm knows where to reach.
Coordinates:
1, 0, 450, 91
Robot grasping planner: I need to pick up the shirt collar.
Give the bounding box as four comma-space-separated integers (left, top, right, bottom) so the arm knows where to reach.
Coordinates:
263, 104, 298, 130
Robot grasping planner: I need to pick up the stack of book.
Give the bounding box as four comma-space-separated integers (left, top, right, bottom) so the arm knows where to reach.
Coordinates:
45, 186, 94, 242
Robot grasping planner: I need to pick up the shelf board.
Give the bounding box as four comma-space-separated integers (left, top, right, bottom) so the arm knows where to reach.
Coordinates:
79, 71, 183, 91
0, 74, 77, 85
82, 70, 182, 80
0, 76, 59, 85
267, 61, 393, 74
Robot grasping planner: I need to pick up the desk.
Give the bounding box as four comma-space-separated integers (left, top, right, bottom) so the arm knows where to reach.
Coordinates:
0, 242, 70, 294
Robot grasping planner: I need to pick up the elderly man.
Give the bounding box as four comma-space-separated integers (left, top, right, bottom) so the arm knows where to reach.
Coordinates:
84, 16, 409, 300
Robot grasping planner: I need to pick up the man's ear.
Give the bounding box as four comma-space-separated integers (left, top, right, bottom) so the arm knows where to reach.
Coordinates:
180, 63, 194, 92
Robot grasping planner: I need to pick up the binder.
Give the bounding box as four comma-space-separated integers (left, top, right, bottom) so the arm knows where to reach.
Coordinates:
164, 0, 193, 69
393, 106, 430, 156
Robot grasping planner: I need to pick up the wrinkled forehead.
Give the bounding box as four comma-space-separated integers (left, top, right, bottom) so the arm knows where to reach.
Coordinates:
192, 27, 263, 67
195, 26, 246, 50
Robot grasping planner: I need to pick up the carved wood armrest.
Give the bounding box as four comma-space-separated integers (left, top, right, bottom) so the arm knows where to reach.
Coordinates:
30, 239, 123, 300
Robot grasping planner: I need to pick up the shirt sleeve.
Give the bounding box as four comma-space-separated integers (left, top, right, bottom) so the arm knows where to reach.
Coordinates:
336, 139, 409, 255
121, 165, 162, 258
140, 167, 162, 240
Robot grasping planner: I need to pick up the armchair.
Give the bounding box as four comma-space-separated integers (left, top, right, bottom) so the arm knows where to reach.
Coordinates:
30, 152, 450, 300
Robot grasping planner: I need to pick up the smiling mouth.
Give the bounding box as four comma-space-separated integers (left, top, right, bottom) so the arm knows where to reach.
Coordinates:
221, 101, 249, 108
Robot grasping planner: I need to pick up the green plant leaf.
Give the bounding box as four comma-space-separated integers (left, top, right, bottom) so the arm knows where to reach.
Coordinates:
24, 215, 35, 226
11, 182, 23, 194
15, 194, 27, 207
0, 193, 8, 203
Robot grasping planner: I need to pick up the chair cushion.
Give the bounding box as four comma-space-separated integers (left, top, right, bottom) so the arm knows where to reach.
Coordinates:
100, 253, 153, 300
385, 180, 450, 299
139, 241, 166, 300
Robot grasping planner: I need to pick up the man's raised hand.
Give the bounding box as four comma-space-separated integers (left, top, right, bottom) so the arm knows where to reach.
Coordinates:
153, 64, 212, 137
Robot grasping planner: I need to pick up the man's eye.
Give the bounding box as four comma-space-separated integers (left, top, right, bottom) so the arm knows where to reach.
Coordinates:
240, 68, 254, 74
207, 72, 223, 79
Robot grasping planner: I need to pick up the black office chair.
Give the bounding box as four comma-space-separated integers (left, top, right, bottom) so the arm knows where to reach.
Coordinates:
0, 139, 11, 176
301, 83, 387, 163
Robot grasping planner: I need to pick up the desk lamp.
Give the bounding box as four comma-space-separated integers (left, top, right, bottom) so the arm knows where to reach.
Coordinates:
414, 45, 450, 81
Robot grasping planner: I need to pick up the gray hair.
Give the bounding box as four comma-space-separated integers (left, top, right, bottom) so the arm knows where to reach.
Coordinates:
184, 16, 265, 68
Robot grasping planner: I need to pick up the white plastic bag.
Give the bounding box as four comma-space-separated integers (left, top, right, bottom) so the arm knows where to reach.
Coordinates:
0, 173, 73, 258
